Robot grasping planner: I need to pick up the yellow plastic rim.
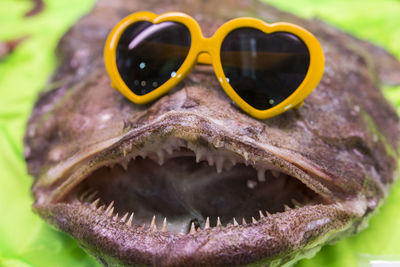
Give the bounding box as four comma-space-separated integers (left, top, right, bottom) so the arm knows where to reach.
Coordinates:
104, 11, 325, 120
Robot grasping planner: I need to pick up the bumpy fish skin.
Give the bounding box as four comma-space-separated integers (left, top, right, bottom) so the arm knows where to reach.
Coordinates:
24, 0, 400, 266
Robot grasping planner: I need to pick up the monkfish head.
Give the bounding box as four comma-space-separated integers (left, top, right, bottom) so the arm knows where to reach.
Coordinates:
24, 0, 400, 266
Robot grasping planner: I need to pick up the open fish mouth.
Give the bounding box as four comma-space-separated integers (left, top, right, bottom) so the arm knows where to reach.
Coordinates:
32, 114, 364, 266
64, 137, 326, 234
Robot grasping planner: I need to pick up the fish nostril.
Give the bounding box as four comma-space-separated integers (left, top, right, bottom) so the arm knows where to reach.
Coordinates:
181, 97, 199, 109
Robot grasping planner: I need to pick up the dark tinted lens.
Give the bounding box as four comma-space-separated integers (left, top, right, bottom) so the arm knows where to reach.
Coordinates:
116, 21, 191, 95
221, 28, 310, 110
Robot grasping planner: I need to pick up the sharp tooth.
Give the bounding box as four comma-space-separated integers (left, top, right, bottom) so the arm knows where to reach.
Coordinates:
141, 224, 146, 230
271, 170, 280, 178
195, 150, 203, 163
259, 210, 265, 219
150, 216, 157, 231
216, 157, 224, 174
157, 150, 165, 165
113, 213, 119, 221
247, 180, 257, 189
106, 207, 114, 217
207, 155, 214, 166
265, 210, 272, 217
86, 191, 98, 202
204, 217, 210, 229
189, 222, 196, 234
284, 205, 291, 211
216, 216, 222, 226
291, 199, 302, 208
105, 201, 114, 215
257, 168, 266, 182
229, 158, 236, 166
121, 161, 129, 171
233, 218, 239, 226
126, 213, 134, 226
79, 190, 90, 202
242, 218, 247, 225
97, 205, 105, 211
243, 152, 249, 161
252, 217, 257, 223
121, 212, 129, 223
162, 218, 167, 232
90, 198, 100, 209
165, 146, 173, 155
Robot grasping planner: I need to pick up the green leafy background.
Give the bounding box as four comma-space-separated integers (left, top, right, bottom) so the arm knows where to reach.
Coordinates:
0, 0, 399, 266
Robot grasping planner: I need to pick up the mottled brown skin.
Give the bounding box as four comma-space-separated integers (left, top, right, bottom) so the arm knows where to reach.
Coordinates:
24, 0, 400, 266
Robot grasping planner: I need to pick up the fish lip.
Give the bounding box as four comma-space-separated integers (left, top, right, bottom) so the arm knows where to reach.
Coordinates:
33, 199, 362, 266
33, 112, 344, 206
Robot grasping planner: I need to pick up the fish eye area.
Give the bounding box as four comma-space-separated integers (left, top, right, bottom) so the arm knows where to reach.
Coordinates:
63, 139, 323, 234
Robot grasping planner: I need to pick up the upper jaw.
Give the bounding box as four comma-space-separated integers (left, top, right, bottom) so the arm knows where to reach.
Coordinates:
33, 111, 350, 205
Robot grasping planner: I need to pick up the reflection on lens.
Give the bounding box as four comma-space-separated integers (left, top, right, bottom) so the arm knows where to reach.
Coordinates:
220, 28, 310, 110
116, 21, 191, 95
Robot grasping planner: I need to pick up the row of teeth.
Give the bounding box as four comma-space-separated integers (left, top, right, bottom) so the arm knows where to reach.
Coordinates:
82, 138, 302, 233
78, 190, 304, 234
116, 138, 285, 188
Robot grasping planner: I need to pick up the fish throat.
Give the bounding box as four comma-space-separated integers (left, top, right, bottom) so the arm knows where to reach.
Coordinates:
64, 138, 322, 234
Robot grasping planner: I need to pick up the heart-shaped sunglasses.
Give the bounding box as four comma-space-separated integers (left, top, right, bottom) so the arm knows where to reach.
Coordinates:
104, 12, 324, 119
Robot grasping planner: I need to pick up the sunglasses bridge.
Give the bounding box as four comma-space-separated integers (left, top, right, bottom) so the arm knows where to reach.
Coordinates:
197, 53, 212, 65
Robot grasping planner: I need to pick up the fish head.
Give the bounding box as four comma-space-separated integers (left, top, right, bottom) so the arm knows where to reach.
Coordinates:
24, 0, 400, 266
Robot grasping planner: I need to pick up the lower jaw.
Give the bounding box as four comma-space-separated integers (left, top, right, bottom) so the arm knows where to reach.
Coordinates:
34, 200, 358, 266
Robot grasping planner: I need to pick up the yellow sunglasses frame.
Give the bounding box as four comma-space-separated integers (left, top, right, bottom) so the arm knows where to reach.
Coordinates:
104, 11, 325, 120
